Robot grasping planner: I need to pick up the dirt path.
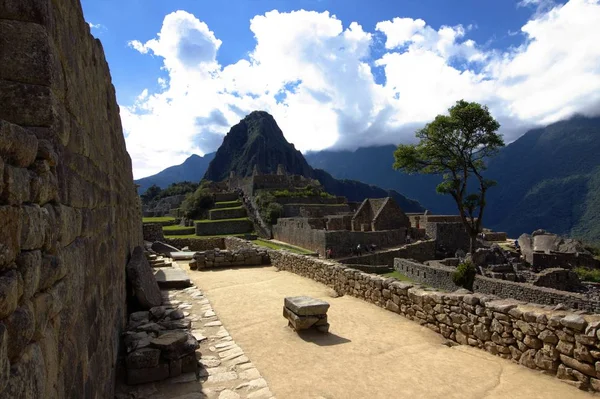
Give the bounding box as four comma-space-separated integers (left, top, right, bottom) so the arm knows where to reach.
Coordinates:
185, 265, 595, 399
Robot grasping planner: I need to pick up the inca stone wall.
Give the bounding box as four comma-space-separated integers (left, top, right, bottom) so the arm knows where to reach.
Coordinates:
339, 240, 435, 266
0, 1, 142, 397
394, 259, 600, 312
269, 251, 600, 392
165, 237, 226, 251
142, 223, 165, 242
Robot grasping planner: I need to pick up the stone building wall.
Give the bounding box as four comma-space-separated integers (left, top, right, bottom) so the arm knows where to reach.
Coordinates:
142, 224, 165, 242
324, 229, 407, 257
194, 220, 253, 235
273, 218, 327, 254
426, 222, 471, 254
0, 1, 142, 397
269, 251, 600, 392
340, 240, 435, 266
372, 199, 410, 231
394, 259, 600, 312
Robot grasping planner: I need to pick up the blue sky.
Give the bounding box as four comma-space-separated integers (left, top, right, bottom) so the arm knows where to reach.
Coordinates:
81, 0, 600, 178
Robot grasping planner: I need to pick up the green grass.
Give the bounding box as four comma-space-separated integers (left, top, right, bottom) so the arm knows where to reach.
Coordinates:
574, 267, 600, 283
381, 270, 415, 282
210, 206, 244, 211
143, 216, 176, 223
195, 217, 250, 223
164, 233, 250, 239
215, 200, 242, 206
162, 224, 194, 231
254, 239, 314, 255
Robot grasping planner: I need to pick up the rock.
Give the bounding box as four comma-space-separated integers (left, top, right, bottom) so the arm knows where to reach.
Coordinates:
127, 363, 170, 385
168, 309, 185, 320
4, 301, 35, 361
126, 348, 161, 369
560, 354, 596, 377
284, 296, 330, 316
159, 319, 192, 330
126, 246, 162, 309
0, 325, 9, 392
15, 250, 41, 301
538, 330, 558, 344
0, 269, 20, 319
151, 241, 181, 256
129, 311, 150, 323
283, 306, 318, 330
0, 206, 21, 268
0, 343, 45, 398
149, 306, 169, 320
561, 315, 587, 332
123, 332, 151, 353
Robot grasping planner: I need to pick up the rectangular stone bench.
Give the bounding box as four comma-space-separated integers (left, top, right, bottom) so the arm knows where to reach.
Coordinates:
283, 296, 330, 333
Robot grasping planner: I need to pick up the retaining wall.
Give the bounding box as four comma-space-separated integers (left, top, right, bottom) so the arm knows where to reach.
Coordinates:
339, 240, 436, 266
394, 259, 600, 312
0, 1, 142, 397
142, 223, 165, 242
195, 219, 253, 236
268, 251, 600, 392
209, 207, 247, 220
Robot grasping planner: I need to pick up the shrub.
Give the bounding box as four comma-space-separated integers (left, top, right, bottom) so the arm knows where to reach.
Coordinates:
180, 187, 214, 219
452, 261, 477, 290
263, 202, 284, 225
574, 267, 600, 283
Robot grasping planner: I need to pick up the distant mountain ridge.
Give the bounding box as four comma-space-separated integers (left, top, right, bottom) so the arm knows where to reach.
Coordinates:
306, 115, 600, 242
135, 153, 215, 194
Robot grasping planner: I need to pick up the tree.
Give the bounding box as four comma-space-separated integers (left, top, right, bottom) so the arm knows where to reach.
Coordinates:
393, 100, 504, 253
180, 187, 215, 220
141, 184, 162, 204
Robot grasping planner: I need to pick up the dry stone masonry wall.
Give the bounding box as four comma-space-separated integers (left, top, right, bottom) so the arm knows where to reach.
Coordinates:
0, 1, 142, 397
269, 250, 600, 392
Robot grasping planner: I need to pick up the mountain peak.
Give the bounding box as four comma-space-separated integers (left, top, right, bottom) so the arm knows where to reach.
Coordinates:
203, 111, 312, 181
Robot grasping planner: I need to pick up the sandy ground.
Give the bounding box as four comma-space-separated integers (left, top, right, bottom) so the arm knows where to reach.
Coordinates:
186, 265, 596, 399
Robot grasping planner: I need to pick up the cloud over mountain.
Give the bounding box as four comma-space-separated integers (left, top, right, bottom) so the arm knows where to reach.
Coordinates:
123, 0, 600, 178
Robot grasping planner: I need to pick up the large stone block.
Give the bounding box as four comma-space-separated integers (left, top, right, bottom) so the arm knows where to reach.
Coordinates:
0, 206, 21, 268
126, 246, 162, 309
126, 363, 169, 385
0, 269, 20, 319
0, 120, 39, 168
0, 79, 54, 127
4, 300, 35, 361
20, 204, 49, 250
0, 0, 52, 25
0, 324, 9, 392
31, 292, 52, 341
1, 165, 32, 205
284, 296, 330, 316
126, 348, 160, 370
15, 250, 41, 301
0, 342, 45, 399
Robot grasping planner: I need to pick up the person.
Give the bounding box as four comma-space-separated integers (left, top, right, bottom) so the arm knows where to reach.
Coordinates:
356, 244, 362, 256
406, 234, 412, 244
326, 248, 331, 259
371, 243, 376, 252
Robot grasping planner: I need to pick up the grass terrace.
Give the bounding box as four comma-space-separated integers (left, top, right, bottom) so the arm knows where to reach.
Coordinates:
381, 270, 416, 283
253, 239, 315, 255
196, 217, 250, 223
163, 233, 251, 239
142, 216, 176, 223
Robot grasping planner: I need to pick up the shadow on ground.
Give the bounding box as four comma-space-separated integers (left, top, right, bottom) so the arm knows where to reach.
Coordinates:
296, 329, 351, 346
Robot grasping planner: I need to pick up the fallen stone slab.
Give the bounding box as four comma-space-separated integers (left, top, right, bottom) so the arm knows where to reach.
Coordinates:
283, 306, 319, 330
151, 241, 181, 256
170, 252, 197, 260
284, 296, 330, 316
126, 246, 163, 309
154, 268, 191, 289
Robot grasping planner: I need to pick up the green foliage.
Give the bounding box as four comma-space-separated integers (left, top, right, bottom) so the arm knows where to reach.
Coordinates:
452, 261, 477, 290
180, 187, 214, 219
142, 216, 175, 223
271, 185, 334, 198
263, 202, 284, 224
141, 184, 162, 203
393, 100, 504, 251
574, 267, 600, 283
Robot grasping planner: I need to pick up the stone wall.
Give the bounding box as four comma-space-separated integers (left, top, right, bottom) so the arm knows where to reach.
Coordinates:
275, 196, 345, 205
340, 240, 435, 266
143, 224, 165, 242
209, 207, 247, 220
532, 252, 599, 271
194, 220, 253, 236
324, 229, 407, 258
426, 222, 471, 254
190, 248, 269, 270
214, 192, 238, 202
268, 251, 600, 392
532, 268, 583, 292
484, 232, 508, 242
394, 259, 600, 312
164, 238, 225, 251
283, 203, 350, 218
0, 1, 142, 397
273, 218, 327, 254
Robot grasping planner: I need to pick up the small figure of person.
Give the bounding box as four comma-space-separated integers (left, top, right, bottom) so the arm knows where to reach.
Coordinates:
326, 248, 332, 259
371, 243, 376, 252
356, 244, 362, 256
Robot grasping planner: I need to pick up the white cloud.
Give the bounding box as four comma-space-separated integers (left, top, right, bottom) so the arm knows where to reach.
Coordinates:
88, 22, 105, 30
123, 1, 600, 179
